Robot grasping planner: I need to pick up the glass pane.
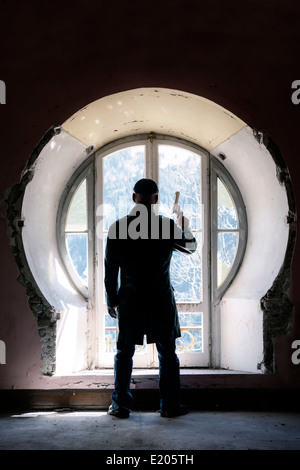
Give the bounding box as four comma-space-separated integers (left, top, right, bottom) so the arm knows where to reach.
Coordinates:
177, 313, 202, 353
105, 328, 116, 353
218, 178, 238, 230
178, 312, 202, 328
159, 145, 202, 303
103, 146, 145, 231
170, 232, 202, 303
217, 232, 239, 287
159, 145, 202, 230
66, 233, 88, 286
66, 179, 87, 232
105, 314, 116, 328
176, 328, 202, 353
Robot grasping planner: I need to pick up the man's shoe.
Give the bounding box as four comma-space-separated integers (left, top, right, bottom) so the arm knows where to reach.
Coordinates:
160, 404, 189, 418
107, 403, 130, 419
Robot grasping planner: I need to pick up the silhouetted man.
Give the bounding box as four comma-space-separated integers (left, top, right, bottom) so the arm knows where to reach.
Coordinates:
105, 178, 197, 418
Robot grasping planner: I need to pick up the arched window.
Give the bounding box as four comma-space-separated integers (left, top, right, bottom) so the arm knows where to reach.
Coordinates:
57, 134, 247, 368
211, 157, 248, 300
14, 89, 291, 376
57, 163, 94, 299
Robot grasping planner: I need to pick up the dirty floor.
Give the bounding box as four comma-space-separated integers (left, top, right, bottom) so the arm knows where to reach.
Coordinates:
0, 410, 300, 451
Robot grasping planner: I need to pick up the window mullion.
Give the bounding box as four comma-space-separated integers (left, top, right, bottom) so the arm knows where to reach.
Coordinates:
146, 134, 159, 181
217, 229, 239, 232
87, 161, 95, 299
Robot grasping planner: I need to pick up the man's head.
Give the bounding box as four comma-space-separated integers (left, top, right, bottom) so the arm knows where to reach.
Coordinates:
133, 178, 159, 205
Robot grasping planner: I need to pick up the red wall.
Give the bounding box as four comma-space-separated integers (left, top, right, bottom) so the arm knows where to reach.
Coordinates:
0, 0, 300, 389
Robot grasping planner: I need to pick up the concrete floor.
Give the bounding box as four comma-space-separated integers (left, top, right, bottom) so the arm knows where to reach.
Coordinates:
0, 410, 300, 450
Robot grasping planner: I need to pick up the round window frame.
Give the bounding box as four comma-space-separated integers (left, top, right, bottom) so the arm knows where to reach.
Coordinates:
56, 159, 95, 299
56, 135, 248, 304
211, 156, 248, 302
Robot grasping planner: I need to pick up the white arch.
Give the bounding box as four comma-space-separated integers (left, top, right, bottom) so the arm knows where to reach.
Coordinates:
62, 88, 246, 151
20, 88, 289, 373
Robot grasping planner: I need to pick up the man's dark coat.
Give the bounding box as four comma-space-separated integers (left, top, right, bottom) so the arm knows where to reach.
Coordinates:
104, 205, 197, 345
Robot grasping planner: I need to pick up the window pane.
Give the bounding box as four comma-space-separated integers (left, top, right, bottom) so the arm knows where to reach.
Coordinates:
105, 328, 116, 353
105, 314, 116, 328
159, 145, 202, 230
217, 232, 239, 287
66, 233, 88, 286
66, 179, 87, 232
218, 178, 238, 230
170, 232, 202, 303
178, 312, 202, 327
176, 313, 202, 353
102, 146, 145, 355
103, 146, 145, 231
176, 328, 202, 353
159, 145, 202, 303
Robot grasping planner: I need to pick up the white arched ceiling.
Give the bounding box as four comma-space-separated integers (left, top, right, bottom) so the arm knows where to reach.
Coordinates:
62, 88, 246, 152
21, 88, 289, 373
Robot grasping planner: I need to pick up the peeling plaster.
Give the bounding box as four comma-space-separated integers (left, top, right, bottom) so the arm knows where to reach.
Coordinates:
257, 129, 297, 373
212, 126, 295, 373
5, 126, 61, 376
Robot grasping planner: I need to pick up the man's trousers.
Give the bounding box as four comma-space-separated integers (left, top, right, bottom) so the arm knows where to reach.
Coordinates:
111, 339, 181, 413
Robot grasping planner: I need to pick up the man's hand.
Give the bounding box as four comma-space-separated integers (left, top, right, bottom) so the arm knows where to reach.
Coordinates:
107, 306, 117, 319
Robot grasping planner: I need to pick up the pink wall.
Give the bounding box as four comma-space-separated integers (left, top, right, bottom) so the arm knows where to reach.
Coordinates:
0, 0, 300, 389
